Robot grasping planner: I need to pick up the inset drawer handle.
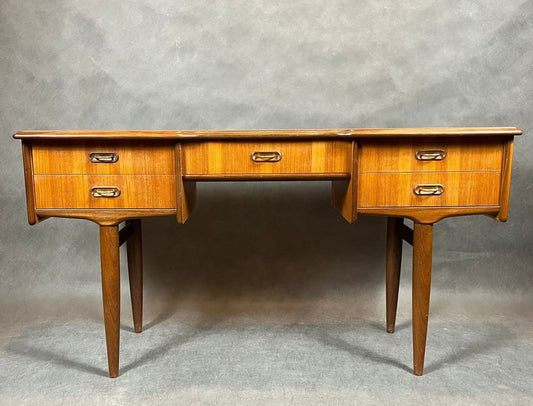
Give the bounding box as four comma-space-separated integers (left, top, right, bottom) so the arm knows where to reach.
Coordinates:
251, 151, 282, 162
91, 187, 121, 198
414, 184, 444, 196
415, 149, 446, 161
89, 152, 119, 163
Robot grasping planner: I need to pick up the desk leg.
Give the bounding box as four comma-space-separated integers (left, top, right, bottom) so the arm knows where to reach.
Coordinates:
386, 217, 403, 333
126, 219, 143, 333
412, 222, 433, 376
100, 225, 120, 378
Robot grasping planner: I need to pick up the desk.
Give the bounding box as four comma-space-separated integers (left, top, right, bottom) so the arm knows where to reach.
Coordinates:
14, 127, 522, 377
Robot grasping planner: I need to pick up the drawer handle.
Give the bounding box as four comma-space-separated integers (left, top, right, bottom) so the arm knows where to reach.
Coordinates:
251, 151, 282, 162
415, 149, 446, 161
414, 184, 444, 196
89, 152, 119, 163
91, 187, 121, 198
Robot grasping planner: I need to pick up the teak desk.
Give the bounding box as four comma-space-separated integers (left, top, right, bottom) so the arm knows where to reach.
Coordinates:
14, 127, 522, 377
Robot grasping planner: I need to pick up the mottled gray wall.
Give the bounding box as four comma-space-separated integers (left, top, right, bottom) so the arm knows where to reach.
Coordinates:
1, 0, 532, 315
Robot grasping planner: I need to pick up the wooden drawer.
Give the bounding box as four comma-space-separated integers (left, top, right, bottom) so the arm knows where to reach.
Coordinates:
34, 175, 176, 209
359, 138, 504, 172
358, 172, 501, 207
32, 142, 175, 175
182, 141, 352, 178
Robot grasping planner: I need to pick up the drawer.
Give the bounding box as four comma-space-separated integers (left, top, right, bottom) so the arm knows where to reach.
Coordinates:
358, 172, 501, 207
359, 138, 504, 172
182, 141, 352, 177
34, 175, 176, 209
32, 142, 175, 175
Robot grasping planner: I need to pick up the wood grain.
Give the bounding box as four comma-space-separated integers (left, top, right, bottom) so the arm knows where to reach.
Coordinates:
359, 138, 504, 172
182, 141, 352, 177
358, 172, 501, 208
13, 127, 523, 140
412, 222, 433, 376
34, 175, 176, 209
32, 141, 175, 175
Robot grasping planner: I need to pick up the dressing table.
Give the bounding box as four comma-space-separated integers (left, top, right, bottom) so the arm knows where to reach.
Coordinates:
14, 127, 522, 377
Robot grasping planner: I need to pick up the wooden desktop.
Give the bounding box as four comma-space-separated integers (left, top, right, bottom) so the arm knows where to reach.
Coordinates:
14, 127, 522, 377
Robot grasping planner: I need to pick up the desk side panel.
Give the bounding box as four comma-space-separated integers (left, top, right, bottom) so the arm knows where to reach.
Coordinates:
495, 138, 515, 222
21, 141, 38, 225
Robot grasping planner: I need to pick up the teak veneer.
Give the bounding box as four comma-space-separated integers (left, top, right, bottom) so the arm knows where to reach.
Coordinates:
13, 127, 522, 378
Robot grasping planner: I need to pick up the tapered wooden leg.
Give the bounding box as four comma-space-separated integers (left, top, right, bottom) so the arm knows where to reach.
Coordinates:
412, 222, 433, 376
100, 225, 120, 378
126, 219, 143, 333
386, 217, 403, 333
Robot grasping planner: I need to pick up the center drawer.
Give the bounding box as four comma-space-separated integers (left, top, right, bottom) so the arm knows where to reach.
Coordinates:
181, 141, 353, 178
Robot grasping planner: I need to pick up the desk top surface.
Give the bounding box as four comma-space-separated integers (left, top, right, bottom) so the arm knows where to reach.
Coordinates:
13, 127, 522, 140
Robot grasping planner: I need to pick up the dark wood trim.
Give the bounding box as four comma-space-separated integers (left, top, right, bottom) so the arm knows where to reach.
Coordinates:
358, 207, 500, 224
119, 221, 135, 246
185, 173, 351, 181
13, 127, 523, 140
21, 141, 38, 225
35, 209, 175, 226
399, 222, 414, 246
412, 222, 433, 376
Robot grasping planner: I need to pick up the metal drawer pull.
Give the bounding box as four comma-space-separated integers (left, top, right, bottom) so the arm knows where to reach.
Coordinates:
415, 149, 446, 161
251, 151, 282, 162
91, 187, 121, 198
89, 152, 119, 163
414, 184, 444, 196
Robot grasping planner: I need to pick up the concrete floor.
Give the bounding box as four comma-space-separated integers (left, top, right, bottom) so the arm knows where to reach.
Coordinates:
1, 290, 531, 405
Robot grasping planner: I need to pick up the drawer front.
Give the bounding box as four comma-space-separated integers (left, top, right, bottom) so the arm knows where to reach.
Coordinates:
32, 142, 175, 175
182, 141, 352, 177
359, 138, 504, 172
34, 175, 176, 209
358, 172, 501, 207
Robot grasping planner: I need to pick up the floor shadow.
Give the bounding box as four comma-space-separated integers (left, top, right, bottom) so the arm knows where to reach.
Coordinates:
6, 323, 214, 378
424, 324, 515, 374
120, 324, 136, 333
306, 328, 412, 373
120, 324, 214, 374
6, 342, 108, 377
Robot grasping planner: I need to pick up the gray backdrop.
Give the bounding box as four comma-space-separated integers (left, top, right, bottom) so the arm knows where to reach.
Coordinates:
1, 1, 532, 404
